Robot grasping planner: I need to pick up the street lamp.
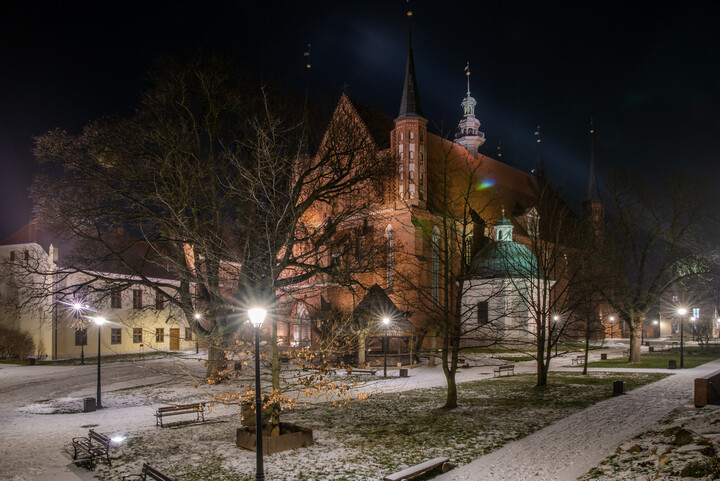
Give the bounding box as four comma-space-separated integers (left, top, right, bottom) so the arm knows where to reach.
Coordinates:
382, 317, 390, 377
248, 307, 267, 481
90, 316, 106, 408
653, 319, 659, 338
678, 308, 687, 368
72, 302, 88, 365
608, 316, 615, 339
194, 313, 201, 354
552, 315, 559, 356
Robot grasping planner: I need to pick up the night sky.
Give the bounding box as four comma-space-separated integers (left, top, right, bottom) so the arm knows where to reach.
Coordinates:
2, 1, 719, 239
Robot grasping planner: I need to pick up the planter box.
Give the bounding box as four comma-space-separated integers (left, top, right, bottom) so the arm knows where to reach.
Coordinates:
237, 423, 313, 454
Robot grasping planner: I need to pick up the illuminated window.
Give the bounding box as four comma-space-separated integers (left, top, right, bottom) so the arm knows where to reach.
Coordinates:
75, 328, 87, 346
111, 328, 122, 345
431, 227, 439, 303
692, 308, 700, 319
133, 289, 142, 309
385, 224, 394, 291
409, 131, 414, 140
409, 184, 415, 199
133, 328, 142, 343
156, 328, 165, 343
399, 164, 404, 180
111, 289, 122, 308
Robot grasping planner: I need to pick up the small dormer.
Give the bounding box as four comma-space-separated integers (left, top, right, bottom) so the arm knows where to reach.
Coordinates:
494, 211, 513, 242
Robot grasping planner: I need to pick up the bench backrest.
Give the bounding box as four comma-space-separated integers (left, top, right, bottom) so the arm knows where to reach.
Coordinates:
143, 463, 174, 481
159, 403, 202, 412
88, 429, 110, 446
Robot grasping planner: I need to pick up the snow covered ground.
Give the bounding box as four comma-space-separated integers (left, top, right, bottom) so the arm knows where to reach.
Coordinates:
0, 345, 710, 481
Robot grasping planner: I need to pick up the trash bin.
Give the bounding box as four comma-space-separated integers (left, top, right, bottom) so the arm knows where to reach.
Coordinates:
83, 397, 96, 412
25, 357, 35, 366
668, 360, 677, 369
399, 368, 409, 377
613, 381, 625, 396
649, 346, 655, 352
600, 353, 607, 360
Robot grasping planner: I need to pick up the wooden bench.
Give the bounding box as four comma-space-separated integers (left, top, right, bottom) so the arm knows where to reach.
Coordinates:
72, 429, 112, 466
384, 457, 452, 481
123, 463, 175, 481
694, 369, 720, 408
493, 364, 515, 377
155, 402, 205, 427
571, 355, 585, 366
346, 369, 377, 376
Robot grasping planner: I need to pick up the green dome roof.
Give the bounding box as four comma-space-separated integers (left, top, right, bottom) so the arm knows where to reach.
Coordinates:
469, 240, 540, 279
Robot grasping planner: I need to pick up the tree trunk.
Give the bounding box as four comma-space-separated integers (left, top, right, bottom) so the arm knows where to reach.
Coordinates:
357, 331, 366, 365
536, 324, 548, 387
440, 331, 458, 409
206, 343, 227, 381
629, 318, 643, 363
428, 331, 437, 367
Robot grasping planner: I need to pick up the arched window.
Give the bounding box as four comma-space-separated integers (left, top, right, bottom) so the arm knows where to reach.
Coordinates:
385, 224, 394, 291
431, 226, 440, 303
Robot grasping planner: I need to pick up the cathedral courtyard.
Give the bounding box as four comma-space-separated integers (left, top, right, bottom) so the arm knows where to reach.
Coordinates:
2, 345, 719, 480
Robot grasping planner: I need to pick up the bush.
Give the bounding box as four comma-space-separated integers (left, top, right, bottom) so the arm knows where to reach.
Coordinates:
0, 327, 35, 359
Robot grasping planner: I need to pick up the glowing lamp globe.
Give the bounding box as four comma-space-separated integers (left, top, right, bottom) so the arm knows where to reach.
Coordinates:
248, 308, 267, 328
92, 317, 107, 326
382, 317, 390, 325
677, 308, 687, 316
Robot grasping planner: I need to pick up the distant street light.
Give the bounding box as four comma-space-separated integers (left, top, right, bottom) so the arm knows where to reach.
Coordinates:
90, 316, 107, 408
248, 307, 267, 481
382, 317, 390, 377
678, 308, 687, 368
72, 302, 89, 365
609, 316, 615, 339
552, 315, 559, 356
194, 313, 201, 354
653, 319, 659, 338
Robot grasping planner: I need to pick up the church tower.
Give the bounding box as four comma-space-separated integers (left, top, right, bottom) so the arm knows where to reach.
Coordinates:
455, 64, 486, 157
583, 120, 604, 234
392, 11, 427, 208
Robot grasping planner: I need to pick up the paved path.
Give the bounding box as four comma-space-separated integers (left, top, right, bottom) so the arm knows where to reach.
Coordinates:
435, 359, 720, 481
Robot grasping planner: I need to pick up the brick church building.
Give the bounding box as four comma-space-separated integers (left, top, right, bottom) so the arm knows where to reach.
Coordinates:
276, 28, 606, 354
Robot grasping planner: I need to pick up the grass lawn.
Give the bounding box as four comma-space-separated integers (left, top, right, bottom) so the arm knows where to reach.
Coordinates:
94, 371, 668, 481
587, 346, 720, 369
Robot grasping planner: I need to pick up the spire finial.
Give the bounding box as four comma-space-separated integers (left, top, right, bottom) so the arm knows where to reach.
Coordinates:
397, 0, 423, 119
465, 61, 471, 95
532, 125, 547, 180
586, 116, 601, 202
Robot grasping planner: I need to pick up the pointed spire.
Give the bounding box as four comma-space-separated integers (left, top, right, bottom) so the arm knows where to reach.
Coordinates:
586, 117, 601, 202
397, 6, 423, 120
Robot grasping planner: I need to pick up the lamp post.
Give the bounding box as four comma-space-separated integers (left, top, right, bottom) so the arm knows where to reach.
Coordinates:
552, 315, 559, 356
194, 313, 201, 354
382, 317, 390, 377
609, 316, 615, 339
248, 307, 267, 481
653, 320, 659, 338
91, 317, 106, 408
678, 308, 687, 368
73, 302, 87, 365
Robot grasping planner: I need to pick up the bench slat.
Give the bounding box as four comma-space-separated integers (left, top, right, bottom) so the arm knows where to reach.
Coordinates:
384, 457, 449, 481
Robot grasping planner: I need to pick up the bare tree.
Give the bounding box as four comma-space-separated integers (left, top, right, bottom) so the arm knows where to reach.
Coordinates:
600, 171, 714, 363
30, 55, 389, 435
